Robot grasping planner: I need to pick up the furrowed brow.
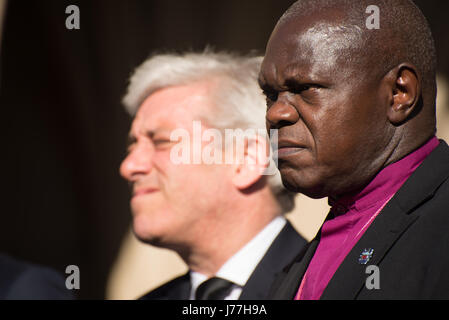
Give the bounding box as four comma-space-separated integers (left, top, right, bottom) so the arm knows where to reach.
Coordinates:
283, 65, 309, 83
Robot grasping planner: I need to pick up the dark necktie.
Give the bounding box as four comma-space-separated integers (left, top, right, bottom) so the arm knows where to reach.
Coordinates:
195, 277, 234, 300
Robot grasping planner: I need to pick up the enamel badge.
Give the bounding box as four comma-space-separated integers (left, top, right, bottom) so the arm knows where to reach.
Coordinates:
358, 248, 374, 265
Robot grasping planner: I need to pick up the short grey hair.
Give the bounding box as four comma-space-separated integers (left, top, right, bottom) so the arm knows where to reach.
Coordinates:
122, 50, 295, 213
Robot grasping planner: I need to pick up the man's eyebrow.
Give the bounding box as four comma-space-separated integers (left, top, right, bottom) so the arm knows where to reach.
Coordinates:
127, 128, 174, 146
127, 130, 155, 145
283, 65, 309, 82
284, 76, 307, 89
283, 63, 333, 86
259, 65, 313, 91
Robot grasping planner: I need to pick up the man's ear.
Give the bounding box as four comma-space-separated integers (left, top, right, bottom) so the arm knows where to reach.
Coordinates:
232, 134, 271, 190
386, 63, 421, 125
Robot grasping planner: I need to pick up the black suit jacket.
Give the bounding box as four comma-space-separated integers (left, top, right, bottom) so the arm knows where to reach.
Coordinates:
140, 221, 307, 300
270, 140, 449, 300
0, 254, 74, 300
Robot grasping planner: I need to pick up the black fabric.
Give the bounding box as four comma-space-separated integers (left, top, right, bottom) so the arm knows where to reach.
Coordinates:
0, 254, 74, 300
140, 273, 191, 300
140, 221, 307, 300
267, 236, 320, 300
270, 140, 449, 300
195, 277, 234, 300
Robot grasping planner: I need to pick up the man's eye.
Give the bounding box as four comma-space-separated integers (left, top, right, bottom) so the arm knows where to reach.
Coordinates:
291, 84, 322, 94
153, 139, 173, 148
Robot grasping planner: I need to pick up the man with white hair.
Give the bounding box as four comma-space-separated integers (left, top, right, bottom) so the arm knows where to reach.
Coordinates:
119, 51, 307, 300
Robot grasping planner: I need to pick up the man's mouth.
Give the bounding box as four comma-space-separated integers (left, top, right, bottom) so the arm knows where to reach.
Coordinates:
274, 140, 307, 159
276, 146, 306, 157
132, 187, 159, 198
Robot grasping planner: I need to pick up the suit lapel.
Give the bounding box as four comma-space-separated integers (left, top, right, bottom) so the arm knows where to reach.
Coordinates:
239, 221, 307, 300
320, 198, 419, 299
140, 272, 191, 300
172, 273, 191, 299
321, 140, 449, 299
269, 236, 320, 299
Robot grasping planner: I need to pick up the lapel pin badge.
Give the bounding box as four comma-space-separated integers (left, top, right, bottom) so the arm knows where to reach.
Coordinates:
358, 248, 374, 265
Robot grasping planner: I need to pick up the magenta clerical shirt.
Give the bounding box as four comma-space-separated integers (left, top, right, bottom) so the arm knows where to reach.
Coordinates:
296, 136, 440, 300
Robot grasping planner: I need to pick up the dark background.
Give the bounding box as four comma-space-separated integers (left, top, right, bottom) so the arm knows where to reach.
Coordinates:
1, 0, 448, 299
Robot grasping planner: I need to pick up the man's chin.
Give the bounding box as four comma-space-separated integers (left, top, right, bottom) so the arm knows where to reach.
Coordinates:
131, 222, 162, 245
132, 229, 164, 247
280, 173, 328, 199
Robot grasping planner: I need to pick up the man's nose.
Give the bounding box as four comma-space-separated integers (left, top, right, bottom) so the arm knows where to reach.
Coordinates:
266, 95, 300, 129
119, 146, 153, 182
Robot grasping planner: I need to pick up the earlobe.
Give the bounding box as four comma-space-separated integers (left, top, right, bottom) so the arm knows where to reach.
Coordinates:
387, 64, 421, 125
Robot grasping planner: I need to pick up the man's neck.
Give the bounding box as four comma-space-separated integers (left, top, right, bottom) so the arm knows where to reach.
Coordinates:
190, 215, 285, 280
331, 133, 436, 202
330, 135, 439, 211
181, 203, 281, 276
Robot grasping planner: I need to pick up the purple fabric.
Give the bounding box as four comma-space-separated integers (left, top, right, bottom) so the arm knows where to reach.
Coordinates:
296, 137, 440, 300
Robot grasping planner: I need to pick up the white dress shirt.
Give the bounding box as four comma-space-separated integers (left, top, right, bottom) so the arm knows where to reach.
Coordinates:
189, 215, 287, 300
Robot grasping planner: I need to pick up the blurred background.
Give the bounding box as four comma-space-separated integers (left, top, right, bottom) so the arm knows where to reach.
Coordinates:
0, 0, 448, 299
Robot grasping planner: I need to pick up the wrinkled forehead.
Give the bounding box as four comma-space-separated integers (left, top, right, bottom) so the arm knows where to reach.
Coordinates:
261, 15, 365, 84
